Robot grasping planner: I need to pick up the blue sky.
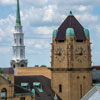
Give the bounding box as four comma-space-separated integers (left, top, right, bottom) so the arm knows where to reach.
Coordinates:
0, 0, 100, 67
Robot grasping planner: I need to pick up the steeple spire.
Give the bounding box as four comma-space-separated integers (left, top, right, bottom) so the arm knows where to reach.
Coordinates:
16, 0, 21, 26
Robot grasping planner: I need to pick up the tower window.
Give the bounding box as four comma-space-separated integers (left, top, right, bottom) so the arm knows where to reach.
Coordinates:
14, 39, 16, 44
77, 76, 80, 79
80, 84, 82, 99
21, 64, 24, 67
20, 49, 23, 56
13, 65, 15, 68
59, 84, 62, 93
1, 88, 7, 100
83, 76, 86, 79
20, 38, 22, 44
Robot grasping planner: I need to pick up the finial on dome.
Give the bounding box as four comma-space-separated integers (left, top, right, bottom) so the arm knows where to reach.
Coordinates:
69, 11, 73, 16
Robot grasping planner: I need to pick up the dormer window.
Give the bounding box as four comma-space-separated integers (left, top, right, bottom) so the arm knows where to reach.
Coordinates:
21, 83, 30, 90
33, 82, 43, 92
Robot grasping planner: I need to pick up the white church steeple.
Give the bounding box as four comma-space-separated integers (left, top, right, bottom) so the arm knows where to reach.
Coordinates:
11, 0, 27, 68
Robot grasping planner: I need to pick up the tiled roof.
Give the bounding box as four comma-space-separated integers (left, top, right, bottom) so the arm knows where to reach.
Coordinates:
55, 14, 86, 41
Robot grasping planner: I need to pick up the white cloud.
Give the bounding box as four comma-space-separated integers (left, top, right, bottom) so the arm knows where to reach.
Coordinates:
0, 47, 10, 53
0, 0, 16, 5
75, 13, 98, 24
35, 44, 42, 49
78, 5, 87, 11
35, 26, 55, 35
0, 15, 15, 41
43, 5, 57, 22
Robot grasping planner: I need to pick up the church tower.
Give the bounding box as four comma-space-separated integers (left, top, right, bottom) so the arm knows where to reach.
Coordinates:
11, 0, 27, 68
51, 11, 92, 100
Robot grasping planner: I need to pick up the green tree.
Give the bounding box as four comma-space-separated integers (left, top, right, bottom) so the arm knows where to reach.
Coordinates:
40, 65, 47, 67
0, 68, 3, 74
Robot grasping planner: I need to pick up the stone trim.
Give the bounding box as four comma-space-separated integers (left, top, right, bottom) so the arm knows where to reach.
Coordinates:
50, 68, 92, 71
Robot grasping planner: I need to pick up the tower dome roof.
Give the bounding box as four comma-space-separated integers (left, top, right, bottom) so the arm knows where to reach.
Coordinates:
55, 11, 86, 41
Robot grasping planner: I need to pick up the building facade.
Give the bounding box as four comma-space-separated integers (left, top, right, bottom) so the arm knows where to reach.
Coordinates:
51, 11, 92, 100
0, 68, 35, 100
15, 67, 51, 79
10, 0, 27, 68
0, 68, 60, 100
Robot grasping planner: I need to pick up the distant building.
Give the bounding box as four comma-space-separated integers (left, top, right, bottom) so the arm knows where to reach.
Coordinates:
10, 0, 27, 68
92, 66, 100, 87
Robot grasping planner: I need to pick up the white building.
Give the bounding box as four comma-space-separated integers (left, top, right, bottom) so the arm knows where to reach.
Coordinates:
10, 0, 27, 68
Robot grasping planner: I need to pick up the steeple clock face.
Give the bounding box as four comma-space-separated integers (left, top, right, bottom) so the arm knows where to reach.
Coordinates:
75, 46, 87, 62
55, 47, 65, 62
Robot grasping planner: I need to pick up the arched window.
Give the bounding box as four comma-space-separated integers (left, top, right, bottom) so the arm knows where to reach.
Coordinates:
1, 88, 7, 100
59, 84, 62, 93
21, 64, 24, 67
13, 64, 15, 68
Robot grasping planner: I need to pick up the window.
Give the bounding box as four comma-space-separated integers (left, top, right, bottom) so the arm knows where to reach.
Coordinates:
20, 49, 23, 56
1, 88, 7, 100
77, 76, 80, 79
20, 97, 25, 100
14, 39, 16, 44
21, 64, 24, 67
59, 84, 62, 93
13, 64, 15, 68
83, 76, 86, 79
33, 82, 43, 92
80, 84, 82, 99
20, 38, 22, 44
21, 83, 30, 90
